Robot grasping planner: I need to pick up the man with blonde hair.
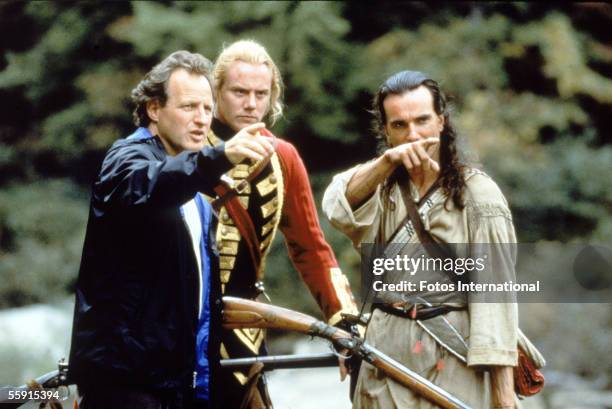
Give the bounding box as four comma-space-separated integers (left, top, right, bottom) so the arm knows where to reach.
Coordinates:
213, 39, 284, 127
195, 39, 358, 409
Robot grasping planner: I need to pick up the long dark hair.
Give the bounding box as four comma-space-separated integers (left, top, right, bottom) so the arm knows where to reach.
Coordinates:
371, 70, 466, 209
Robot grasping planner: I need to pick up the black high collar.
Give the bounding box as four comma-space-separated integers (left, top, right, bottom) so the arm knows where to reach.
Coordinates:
211, 118, 235, 141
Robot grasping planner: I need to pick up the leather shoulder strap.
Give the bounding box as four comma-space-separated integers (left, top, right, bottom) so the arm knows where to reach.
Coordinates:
214, 185, 262, 278
385, 180, 439, 244
210, 131, 280, 280
398, 180, 452, 262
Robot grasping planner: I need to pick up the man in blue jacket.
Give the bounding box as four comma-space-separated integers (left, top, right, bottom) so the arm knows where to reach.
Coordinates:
68, 50, 274, 409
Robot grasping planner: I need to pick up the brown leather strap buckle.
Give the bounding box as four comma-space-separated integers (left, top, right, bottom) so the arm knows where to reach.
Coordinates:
219, 174, 249, 194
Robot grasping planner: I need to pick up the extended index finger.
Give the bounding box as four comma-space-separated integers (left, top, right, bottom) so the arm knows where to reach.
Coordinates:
420, 137, 440, 147
242, 122, 267, 135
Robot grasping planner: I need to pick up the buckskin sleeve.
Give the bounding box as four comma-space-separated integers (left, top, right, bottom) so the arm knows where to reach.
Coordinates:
276, 141, 357, 323
464, 174, 519, 367
94, 140, 233, 213
322, 163, 382, 248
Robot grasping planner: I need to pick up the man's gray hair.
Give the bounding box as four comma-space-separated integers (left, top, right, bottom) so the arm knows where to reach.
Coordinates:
131, 50, 213, 127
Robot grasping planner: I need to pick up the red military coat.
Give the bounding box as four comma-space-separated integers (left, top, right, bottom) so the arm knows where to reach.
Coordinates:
205, 120, 356, 382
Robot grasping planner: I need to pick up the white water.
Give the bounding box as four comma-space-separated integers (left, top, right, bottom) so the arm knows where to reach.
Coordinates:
267, 338, 351, 409
0, 301, 73, 385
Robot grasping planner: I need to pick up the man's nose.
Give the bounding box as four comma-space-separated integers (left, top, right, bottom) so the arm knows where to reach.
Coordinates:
407, 123, 419, 140
193, 106, 209, 126
245, 92, 256, 109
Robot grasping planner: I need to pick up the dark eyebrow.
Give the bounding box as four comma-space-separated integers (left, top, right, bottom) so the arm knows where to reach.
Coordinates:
416, 114, 432, 120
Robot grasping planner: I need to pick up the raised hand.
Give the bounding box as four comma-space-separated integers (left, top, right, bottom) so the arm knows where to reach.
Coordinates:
384, 137, 440, 173
224, 122, 275, 165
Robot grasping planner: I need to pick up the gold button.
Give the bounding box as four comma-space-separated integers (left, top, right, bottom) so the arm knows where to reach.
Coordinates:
273, 198, 278, 205
270, 175, 277, 184
221, 228, 228, 235
222, 214, 229, 221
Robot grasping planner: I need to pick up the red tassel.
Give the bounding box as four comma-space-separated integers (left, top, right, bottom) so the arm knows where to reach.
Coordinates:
436, 358, 445, 371
410, 306, 418, 320
412, 340, 423, 354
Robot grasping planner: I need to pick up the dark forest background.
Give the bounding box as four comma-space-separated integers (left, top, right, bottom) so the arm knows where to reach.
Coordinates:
0, 1, 610, 388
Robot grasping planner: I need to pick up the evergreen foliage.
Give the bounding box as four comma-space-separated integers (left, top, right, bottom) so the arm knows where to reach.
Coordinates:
0, 0, 610, 380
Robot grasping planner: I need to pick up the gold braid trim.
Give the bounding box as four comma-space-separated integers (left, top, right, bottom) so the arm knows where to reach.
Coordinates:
256, 153, 284, 282
233, 328, 265, 355
221, 343, 249, 385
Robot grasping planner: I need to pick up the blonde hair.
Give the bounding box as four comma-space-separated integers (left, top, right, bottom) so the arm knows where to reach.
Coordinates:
214, 39, 284, 125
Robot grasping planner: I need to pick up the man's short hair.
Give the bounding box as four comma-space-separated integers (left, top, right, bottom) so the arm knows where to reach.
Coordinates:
213, 39, 284, 125
131, 50, 213, 127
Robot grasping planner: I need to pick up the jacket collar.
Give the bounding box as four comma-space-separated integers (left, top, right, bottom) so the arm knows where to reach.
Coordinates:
211, 118, 235, 141
127, 127, 167, 153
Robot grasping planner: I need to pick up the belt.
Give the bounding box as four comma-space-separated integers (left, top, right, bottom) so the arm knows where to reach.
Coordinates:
374, 303, 466, 321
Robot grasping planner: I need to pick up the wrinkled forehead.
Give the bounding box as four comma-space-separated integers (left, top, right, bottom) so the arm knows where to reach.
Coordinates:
166, 68, 212, 100
383, 86, 436, 120
222, 60, 273, 90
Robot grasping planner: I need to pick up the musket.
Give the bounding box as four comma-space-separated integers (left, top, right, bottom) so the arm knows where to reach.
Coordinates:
0, 359, 69, 408
222, 296, 472, 409
221, 352, 339, 371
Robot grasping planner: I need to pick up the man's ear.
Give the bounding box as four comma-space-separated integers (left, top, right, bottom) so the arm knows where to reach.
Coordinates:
146, 99, 161, 124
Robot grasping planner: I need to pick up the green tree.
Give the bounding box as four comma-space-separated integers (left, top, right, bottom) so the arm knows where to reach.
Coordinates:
348, 8, 612, 242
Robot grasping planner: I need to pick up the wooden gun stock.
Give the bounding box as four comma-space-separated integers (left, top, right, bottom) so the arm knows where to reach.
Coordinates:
222, 296, 472, 409
222, 296, 352, 343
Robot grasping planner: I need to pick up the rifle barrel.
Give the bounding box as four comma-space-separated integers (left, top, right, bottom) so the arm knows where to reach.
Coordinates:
362, 344, 471, 409
220, 352, 338, 371
222, 296, 473, 409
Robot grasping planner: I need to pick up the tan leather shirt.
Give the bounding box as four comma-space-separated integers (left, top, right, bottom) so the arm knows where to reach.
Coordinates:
323, 164, 519, 366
